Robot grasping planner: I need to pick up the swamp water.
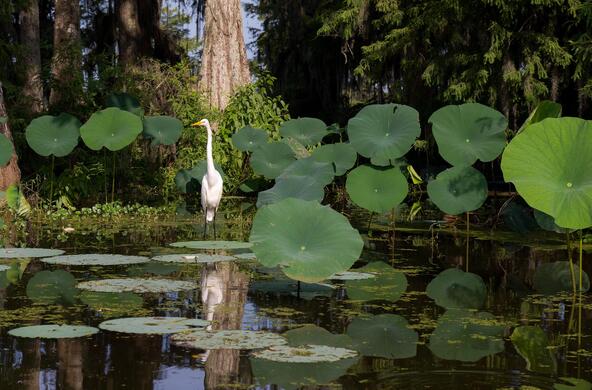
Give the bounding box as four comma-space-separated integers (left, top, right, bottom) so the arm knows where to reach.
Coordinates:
0, 208, 590, 390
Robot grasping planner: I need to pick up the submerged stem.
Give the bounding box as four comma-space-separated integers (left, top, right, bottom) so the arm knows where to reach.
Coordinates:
466, 212, 470, 272
567, 232, 577, 294
49, 155, 55, 206
104, 149, 108, 203
111, 152, 116, 203
579, 229, 583, 293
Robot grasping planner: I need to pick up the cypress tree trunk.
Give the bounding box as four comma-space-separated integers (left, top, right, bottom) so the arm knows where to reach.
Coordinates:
19, 0, 44, 113
117, 0, 142, 66
199, 0, 250, 110
0, 82, 21, 190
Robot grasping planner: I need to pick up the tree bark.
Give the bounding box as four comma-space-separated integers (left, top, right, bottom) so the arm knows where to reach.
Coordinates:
19, 0, 44, 114
0, 82, 21, 190
199, 0, 251, 110
49, 0, 81, 108
117, 0, 142, 66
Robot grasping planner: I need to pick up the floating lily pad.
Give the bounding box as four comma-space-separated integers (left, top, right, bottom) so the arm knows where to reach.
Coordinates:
347, 104, 420, 166
427, 166, 488, 215
279, 118, 327, 146
250, 142, 296, 179
8, 324, 99, 339
106, 92, 143, 116
25, 113, 81, 157
76, 278, 197, 293
250, 198, 364, 282
41, 254, 150, 266
252, 345, 357, 363
232, 126, 268, 152
345, 262, 407, 302
501, 117, 592, 229
533, 261, 590, 294
0, 133, 13, 166
426, 268, 486, 309
329, 271, 375, 280
347, 314, 418, 359
79, 291, 145, 318
511, 325, 557, 374
429, 103, 507, 166
142, 115, 183, 146
0, 264, 10, 272
346, 165, 408, 213
127, 262, 180, 276
99, 316, 209, 334
80, 107, 143, 151
234, 252, 256, 260
151, 253, 236, 263
429, 309, 505, 362
311, 143, 357, 176
171, 329, 287, 350
256, 176, 325, 207
283, 325, 353, 348
0, 248, 64, 258
26, 270, 78, 304
169, 241, 252, 250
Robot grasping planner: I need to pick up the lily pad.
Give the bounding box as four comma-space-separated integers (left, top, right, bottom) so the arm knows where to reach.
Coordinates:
283, 325, 353, 348
311, 143, 357, 176
329, 271, 375, 280
171, 329, 287, 350
345, 262, 407, 302
232, 126, 268, 152
427, 166, 488, 215
234, 252, 256, 260
41, 254, 150, 266
346, 165, 408, 213
277, 158, 334, 186
501, 117, 592, 229
26, 270, 78, 304
250, 198, 364, 282
76, 278, 197, 293
533, 209, 570, 234
429, 103, 507, 166
426, 268, 486, 309
151, 253, 236, 263
98, 316, 209, 334
142, 115, 183, 146
533, 261, 590, 294
250, 142, 296, 179
252, 345, 357, 363
256, 176, 325, 207
8, 324, 99, 339
80, 107, 143, 151
0, 133, 13, 166
169, 241, 252, 250
511, 325, 557, 374
25, 113, 81, 157
346, 314, 418, 359
106, 92, 143, 116
0, 248, 64, 258
79, 291, 145, 318
279, 118, 327, 146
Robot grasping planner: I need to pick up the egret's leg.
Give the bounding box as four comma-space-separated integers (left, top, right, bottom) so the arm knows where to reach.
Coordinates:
203, 213, 207, 239
213, 213, 217, 239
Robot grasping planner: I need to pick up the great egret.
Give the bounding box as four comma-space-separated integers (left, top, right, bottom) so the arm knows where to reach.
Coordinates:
191, 119, 223, 238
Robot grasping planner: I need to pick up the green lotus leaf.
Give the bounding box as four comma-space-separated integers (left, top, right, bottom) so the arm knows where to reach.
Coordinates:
127, 262, 180, 276
533, 261, 590, 294
518, 100, 562, 133
283, 325, 353, 349
0, 116, 6, 124
281, 137, 310, 158
533, 209, 570, 234
279, 117, 327, 146
344, 262, 407, 302
232, 126, 268, 152
8, 324, 99, 339
346, 314, 418, 359
0, 248, 64, 258
250, 198, 364, 282
76, 278, 197, 293
427, 166, 488, 215
501, 117, 592, 229
239, 177, 268, 193
169, 241, 252, 250
429, 309, 505, 362
511, 325, 557, 374
99, 316, 209, 334
554, 378, 592, 390
346, 165, 408, 214
175, 160, 225, 193
252, 345, 357, 363
235, 252, 256, 260
256, 177, 325, 207
0, 133, 13, 166
26, 270, 78, 304
426, 268, 486, 309
329, 271, 375, 280
429, 103, 507, 166
151, 253, 236, 263
250, 142, 296, 179
142, 115, 182, 146
79, 291, 146, 318
502, 201, 539, 234
80, 107, 143, 151
41, 254, 149, 266
311, 143, 357, 176
347, 104, 420, 165
25, 113, 81, 157
171, 329, 287, 350
4, 184, 30, 216
106, 92, 143, 116
278, 158, 335, 186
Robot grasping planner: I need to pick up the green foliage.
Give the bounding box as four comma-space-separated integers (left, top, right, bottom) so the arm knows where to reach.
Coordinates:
142, 116, 183, 146
25, 113, 81, 157
426, 268, 487, 309
80, 107, 143, 151
279, 117, 327, 146
427, 166, 488, 215
0, 133, 13, 166
346, 165, 408, 213
232, 126, 268, 152
511, 326, 557, 374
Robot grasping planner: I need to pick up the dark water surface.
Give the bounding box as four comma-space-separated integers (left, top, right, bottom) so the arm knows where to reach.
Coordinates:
0, 209, 590, 389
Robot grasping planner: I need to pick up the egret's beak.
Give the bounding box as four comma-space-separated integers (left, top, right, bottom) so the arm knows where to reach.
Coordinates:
191, 120, 206, 127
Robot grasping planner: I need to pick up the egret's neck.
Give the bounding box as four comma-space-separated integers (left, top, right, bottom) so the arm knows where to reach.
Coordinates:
205, 124, 215, 175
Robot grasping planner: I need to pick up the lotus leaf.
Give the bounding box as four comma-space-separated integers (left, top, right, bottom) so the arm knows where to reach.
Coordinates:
277, 158, 334, 186
345, 262, 407, 302
311, 143, 357, 175
429, 103, 507, 166
151, 253, 236, 263
26, 270, 78, 304
533, 261, 590, 294
502, 201, 539, 234
80, 107, 143, 151
250, 198, 364, 282
41, 254, 150, 266
281, 137, 310, 158
283, 325, 353, 349
426, 268, 486, 309
127, 262, 180, 276
142, 115, 182, 146
250, 142, 296, 179
501, 117, 592, 229
346, 314, 418, 359
175, 160, 226, 193
0, 248, 64, 258
533, 210, 570, 234
171, 329, 287, 350
99, 316, 209, 334
234, 252, 256, 260
347, 104, 420, 165
346, 165, 408, 213
554, 378, 592, 390
0, 264, 9, 272
427, 166, 488, 215
329, 271, 375, 280
429, 309, 505, 362
511, 325, 557, 374
106, 92, 143, 116
0, 133, 13, 166
25, 113, 81, 157
232, 126, 268, 152
76, 278, 197, 293
279, 117, 327, 146
80, 291, 145, 318
170, 241, 252, 250
518, 100, 562, 133
239, 178, 268, 193
9, 324, 99, 339
256, 176, 325, 207
252, 345, 357, 363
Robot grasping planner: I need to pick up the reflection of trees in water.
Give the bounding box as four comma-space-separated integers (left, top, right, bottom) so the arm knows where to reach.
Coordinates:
57, 339, 84, 390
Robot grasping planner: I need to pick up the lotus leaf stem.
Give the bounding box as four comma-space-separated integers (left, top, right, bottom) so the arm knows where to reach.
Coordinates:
465, 212, 470, 272
567, 232, 576, 294
49, 155, 54, 205
111, 152, 116, 202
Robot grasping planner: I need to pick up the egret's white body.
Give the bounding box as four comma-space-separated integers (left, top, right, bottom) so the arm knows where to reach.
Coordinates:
193, 119, 223, 223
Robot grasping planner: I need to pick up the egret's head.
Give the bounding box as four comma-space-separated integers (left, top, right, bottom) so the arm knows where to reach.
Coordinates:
191, 119, 214, 132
